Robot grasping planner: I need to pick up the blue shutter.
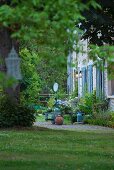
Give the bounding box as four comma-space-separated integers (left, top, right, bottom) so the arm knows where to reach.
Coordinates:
96, 67, 103, 97
82, 67, 87, 96
96, 67, 100, 97
88, 65, 93, 93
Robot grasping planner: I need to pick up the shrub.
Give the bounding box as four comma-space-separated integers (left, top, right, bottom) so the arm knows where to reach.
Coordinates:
63, 114, 72, 125
78, 93, 96, 115
108, 112, 114, 128
85, 119, 109, 127
93, 99, 109, 113
0, 95, 35, 128
71, 113, 77, 123
78, 92, 109, 115
47, 97, 55, 109
83, 114, 93, 124
60, 105, 72, 115
84, 110, 114, 128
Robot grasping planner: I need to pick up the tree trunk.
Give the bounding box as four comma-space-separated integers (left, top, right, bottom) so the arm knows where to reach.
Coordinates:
0, 27, 20, 102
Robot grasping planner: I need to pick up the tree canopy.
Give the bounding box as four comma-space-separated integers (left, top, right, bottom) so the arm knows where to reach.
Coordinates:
0, 0, 99, 50
80, 0, 114, 46
0, 0, 103, 100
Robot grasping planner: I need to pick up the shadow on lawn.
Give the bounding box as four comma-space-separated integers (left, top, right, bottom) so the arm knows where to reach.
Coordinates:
0, 126, 50, 132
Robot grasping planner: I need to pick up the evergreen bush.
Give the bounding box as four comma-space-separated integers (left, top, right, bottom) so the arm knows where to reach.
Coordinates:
0, 95, 35, 128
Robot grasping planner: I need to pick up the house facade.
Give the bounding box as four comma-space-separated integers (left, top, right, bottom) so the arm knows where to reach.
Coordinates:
67, 51, 76, 95
67, 39, 114, 110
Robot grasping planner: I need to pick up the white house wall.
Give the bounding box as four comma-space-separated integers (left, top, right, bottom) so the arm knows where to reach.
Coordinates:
67, 51, 76, 94
93, 66, 96, 91
76, 39, 109, 99
67, 36, 114, 111
67, 39, 89, 95
67, 38, 114, 111
104, 68, 108, 97
77, 39, 89, 97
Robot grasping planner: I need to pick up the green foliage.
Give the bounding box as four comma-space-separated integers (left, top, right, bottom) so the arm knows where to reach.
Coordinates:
71, 113, 77, 123
93, 99, 109, 113
110, 112, 114, 121
20, 48, 41, 105
22, 37, 67, 94
55, 89, 67, 99
0, 0, 98, 50
37, 45, 67, 93
0, 72, 17, 91
0, 95, 35, 128
78, 93, 96, 114
47, 97, 55, 110
35, 113, 45, 122
84, 110, 114, 128
78, 92, 108, 115
80, 0, 114, 46
0, 0, 103, 103
20, 45, 67, 104
60, 104, 73, 115
83, 114, 93, 124
89, 45, 114, 79
84, 118, 109, 127
63, 114, 72, 125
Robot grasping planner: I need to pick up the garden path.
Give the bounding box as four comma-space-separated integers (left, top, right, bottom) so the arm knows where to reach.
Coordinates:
34, 122, 114, 132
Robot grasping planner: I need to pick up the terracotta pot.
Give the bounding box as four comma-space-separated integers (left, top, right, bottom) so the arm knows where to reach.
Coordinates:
55, 115, 63, 125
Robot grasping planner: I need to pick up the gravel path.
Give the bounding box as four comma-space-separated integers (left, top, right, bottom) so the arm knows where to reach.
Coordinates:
34, 122, 114, 132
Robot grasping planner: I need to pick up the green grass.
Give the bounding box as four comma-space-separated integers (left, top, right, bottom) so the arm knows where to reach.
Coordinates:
0, 127, 114, 170
35, 114, 45, 122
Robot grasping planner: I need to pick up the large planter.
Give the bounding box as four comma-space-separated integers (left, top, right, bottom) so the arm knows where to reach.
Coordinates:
55, 115, 63, 125
77, 112, 83, 123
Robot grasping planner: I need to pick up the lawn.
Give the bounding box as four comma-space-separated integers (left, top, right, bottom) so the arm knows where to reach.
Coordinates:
0, 127, 114, 170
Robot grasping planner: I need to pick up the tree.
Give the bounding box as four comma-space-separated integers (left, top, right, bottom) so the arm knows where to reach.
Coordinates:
0, 0, 99, 99
79, 1, 114, 79
20, 48, 41, 105
21, 30, 67, 94
0, 0, 99, 54
80, 0, 114, 46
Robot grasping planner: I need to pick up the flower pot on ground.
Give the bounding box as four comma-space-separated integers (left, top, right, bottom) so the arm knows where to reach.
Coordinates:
77, 111, 84, 123
55, 115, 63, 125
